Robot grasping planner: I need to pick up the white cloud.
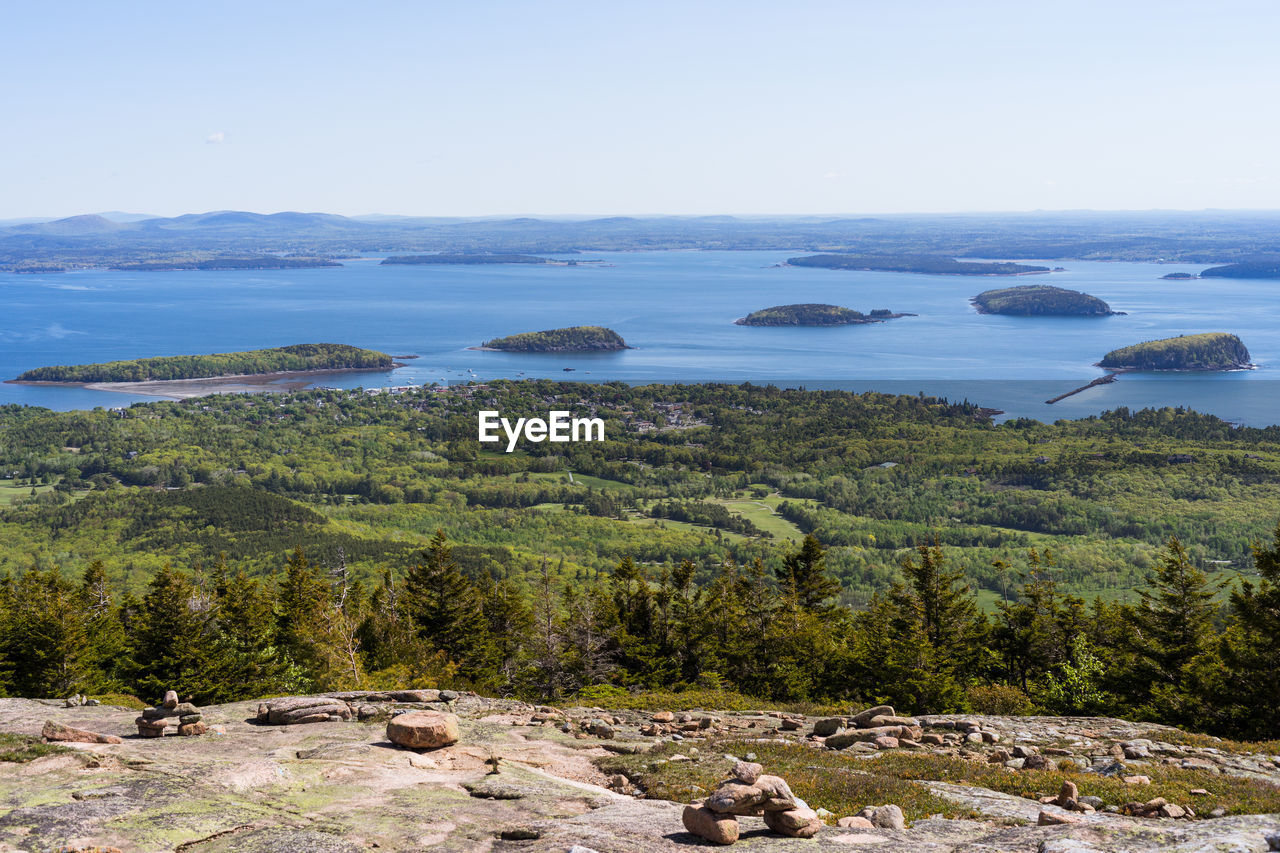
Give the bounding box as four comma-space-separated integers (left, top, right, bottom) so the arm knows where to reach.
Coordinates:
206, 131, 226, 144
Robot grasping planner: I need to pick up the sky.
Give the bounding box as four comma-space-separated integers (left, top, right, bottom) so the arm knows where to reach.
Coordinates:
4, 0, 1280, 218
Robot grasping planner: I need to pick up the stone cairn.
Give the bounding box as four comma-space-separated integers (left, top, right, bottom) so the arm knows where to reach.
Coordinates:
255, 690, 455, 725
682, 760, 822, 845
809, 704, 925, 750
136, 690, 206, 737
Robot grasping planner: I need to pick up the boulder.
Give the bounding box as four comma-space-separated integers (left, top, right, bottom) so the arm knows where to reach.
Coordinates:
42, 721, 123, 745
135, 718, 167, 738
178, 722, 207, 737
263, 696, 353, 725
682, 804, 738, 845
812, 717, 845, 737
874, 736, 899, 749
386, 710, 460, 750
1038, 810, 1082, 826
837, 816, 875, 829
706, 781, 766, 815
731, 760, 762, 785
162, 690, 178, 709
389, 689, 440, 703
866, 714, 918, 728
868, 804, 905, 830
763, 804, 822, 838
652, 711, 675, 723
589, 719, 615, 739
851, 705, 895, 728
1057, 780, 1079, 809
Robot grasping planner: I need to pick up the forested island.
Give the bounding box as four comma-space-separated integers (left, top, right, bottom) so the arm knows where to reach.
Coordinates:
971, 284, 1116, 316
13, 343, 394, 384
1160, 272, 1199, 280
479, 326, 630, 352
736, 303, 912, 326
1099, 333, 1252, 371
110, 256, 340, 271
1200, 259, 1280, 279
382, 254, 556, 265
788, 254, 1052, 276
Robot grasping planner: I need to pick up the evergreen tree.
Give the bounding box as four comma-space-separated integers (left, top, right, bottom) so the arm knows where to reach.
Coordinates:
275, 548, 331, 687
403, 530, 489, 680
131, 564, 212, 702
1218, 525, 1280, 738
777, 534, 841, 612
2, 566, 88, 697
1123, 537, 1220, 722
78, 560, 127, 693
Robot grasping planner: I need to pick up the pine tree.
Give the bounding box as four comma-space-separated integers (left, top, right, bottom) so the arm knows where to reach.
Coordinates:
777, 534, 841, 612
131, 564, 212, 702
403, 530, 488, 680
2, 566, 89, 697
78, 560, 127, 693
207, 566, 301, 702
1218, 525, 1280, 738
1124, 537, 1221, 722
275, 548, 331, 687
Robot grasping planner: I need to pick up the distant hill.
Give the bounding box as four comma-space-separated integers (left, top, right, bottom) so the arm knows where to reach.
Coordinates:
1099, 333, 1251, 371
788, 254, 1052, 276
972, 285, 1115, 316
481, 326, 629, 353
11, 215, 132, 235
736, 303, 911, 326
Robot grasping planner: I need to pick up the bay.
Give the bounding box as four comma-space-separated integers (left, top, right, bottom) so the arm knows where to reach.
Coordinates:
0, 251, 1275, 424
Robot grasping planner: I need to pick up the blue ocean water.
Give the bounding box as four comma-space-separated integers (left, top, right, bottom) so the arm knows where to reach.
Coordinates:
1, 251, 1276, 424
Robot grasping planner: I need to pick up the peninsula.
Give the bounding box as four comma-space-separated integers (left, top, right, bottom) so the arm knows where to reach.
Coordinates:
382, 254, 557, 265
13, 343, 395, 384
735, 304, 913, 326
1199, 259, 1280, 279
478, 326, 630, 353
110, 256, 340, 271
972, 284, 1117, 316
787, 254, 1052, 276
1099, 333, 1252, 371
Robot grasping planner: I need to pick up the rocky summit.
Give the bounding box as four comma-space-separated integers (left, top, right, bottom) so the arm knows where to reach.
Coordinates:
0, 695, 1277, 852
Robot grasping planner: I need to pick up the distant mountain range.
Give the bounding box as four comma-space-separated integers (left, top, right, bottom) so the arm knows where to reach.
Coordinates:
8, 209, 1280, 270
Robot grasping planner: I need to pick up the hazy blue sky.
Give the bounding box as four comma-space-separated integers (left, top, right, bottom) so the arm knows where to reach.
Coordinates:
4, 0, 1279, 218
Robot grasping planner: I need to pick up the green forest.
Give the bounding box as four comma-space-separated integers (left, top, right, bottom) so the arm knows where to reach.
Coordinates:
971, 285, 1114, 317
15, 343, 394, 383
482, 327, 629, 352
1, 381, 1280, 737
736, 304, 898, 326
787, 255, 1051, 276
1099, 334, 1252, 371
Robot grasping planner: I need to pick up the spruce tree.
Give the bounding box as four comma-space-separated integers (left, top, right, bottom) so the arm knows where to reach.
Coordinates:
403, 530, 488, 680
1219, 525, 1280, 737
777, 534, 841, 612
1124, 537, 1220, 722
131, 564, 212, 702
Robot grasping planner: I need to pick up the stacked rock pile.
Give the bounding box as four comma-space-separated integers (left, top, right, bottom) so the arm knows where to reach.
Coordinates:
256, 696, 354, 725
681, 761, 822, 845
811, 704, 924, 750
639, 711, 721, 738
256, 690, 460, 725
135, 690, 206, 737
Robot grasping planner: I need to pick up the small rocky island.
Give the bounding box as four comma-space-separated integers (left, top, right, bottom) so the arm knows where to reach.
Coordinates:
788, 254, 1052, 276
972, 284, 1117, 316
736, 304, 913, 326
1160, 272, 1200, 281
479, 326, 630, 353
1099, 333, 1252, 371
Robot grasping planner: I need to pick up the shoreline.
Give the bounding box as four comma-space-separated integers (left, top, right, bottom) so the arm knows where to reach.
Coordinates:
7, 364, 402, 400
